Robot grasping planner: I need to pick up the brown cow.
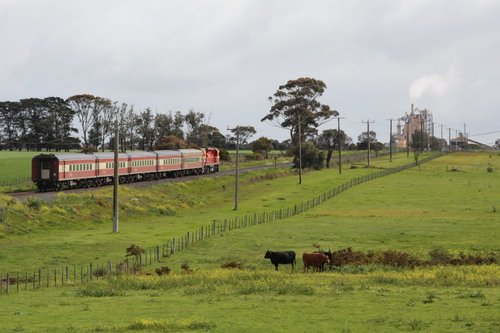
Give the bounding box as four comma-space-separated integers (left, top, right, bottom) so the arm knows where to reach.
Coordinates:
302, 252, 329, 272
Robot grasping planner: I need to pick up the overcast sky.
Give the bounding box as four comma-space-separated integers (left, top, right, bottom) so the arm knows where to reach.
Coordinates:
1, 0, 499, 145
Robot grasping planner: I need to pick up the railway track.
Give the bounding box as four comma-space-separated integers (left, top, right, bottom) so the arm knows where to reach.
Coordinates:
8, 163, 293, 202
8, 152, 376, 202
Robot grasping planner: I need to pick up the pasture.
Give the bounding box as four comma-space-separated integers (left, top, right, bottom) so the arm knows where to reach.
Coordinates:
0, 152, 499, 332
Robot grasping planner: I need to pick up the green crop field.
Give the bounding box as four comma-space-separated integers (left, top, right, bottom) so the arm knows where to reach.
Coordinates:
1, 152, 499, 332
0, 151, 39, 191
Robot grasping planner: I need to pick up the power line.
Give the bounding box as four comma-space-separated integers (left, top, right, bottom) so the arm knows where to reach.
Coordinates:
469, 130, 500, 137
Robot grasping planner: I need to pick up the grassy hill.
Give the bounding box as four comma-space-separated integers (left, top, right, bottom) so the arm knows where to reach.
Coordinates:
0, 152, 499, 332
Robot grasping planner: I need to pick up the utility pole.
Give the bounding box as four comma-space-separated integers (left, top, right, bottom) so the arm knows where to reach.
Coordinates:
464, 123, 468, 151
387, 119, 394, 162
228, 125, 240, 210
112, 115, 119, 233
334, 115, 345, 174
455, 129, 458, 150
298, 113, 302, 184
362, 119, 375, 167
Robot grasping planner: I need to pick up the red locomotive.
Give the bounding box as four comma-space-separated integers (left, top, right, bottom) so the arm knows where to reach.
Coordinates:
32, 148, 219, 191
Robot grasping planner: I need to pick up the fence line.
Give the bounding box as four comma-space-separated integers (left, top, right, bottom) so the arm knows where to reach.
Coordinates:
0, 153, 443, 294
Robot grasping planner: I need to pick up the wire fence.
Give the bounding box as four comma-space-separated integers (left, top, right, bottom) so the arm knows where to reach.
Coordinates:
0, 153, 444, 294
0, 177, 32, 188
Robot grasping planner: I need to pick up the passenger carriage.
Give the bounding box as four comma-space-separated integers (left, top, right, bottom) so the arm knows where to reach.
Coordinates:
32, 147, 220, 191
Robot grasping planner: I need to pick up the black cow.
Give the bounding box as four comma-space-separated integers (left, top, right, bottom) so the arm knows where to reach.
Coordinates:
264, 250, 296, 270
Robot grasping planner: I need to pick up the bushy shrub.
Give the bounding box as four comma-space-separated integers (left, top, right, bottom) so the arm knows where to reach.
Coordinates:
181, 261, 192, 273
375, 250, 421, 268
221, 261, 244, 270
428, 247, 452, 265
155, 266, 171, 276
219, 149, 230, 161
126, 244, 145, 257
81, 145, 97, 154
26, 198, 41, 210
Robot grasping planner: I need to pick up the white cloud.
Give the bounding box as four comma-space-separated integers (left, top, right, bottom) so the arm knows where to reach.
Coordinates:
1, 0, 500, 144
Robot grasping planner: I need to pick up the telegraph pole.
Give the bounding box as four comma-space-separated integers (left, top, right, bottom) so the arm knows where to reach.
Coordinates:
228, 125, 240, 210
387, 119, 394, 162
112, 115, 119, 233
298, 113, 302, 184
334, 116, 345, 174
464, 123, 468, 151
362, 119, 375, 167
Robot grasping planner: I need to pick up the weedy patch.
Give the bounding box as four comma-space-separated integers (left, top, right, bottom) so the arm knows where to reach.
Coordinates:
94, 317, 215, 332
408, 319, 430, 331
76, 283, 125, 297
423, 292, 438, 304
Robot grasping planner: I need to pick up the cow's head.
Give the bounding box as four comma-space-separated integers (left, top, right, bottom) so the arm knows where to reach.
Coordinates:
264, 250, 271, 258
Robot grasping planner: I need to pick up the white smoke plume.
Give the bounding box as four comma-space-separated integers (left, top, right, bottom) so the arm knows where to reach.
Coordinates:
409, 68, 460, 102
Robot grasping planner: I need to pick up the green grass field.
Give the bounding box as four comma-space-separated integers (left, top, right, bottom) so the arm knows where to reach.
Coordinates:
0, 152, 499, 332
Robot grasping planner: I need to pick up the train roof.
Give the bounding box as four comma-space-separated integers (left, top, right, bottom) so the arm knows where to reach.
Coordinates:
126, 151, 158, 158
33, 153, 97, 161
178, 149, 203, 154
154, 150, 182, 156
93, 152, 130, 159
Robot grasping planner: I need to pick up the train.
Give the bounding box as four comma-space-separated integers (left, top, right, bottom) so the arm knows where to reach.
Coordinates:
32, 147, 219, 191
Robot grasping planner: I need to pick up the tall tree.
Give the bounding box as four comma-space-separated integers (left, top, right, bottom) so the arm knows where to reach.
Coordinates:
185, 109, 206, 146
317, 129, 350, 168
19, 98, 49, 151
172, 111, 185, 139
0, 101, 21, 150
251, 137, 274, 159
411, 129, 429, 151
97, 98, 115, 151
155, 135, 188, 150
198, 124, 226, 148
136, 107, 156, 150
43, 97, 78, 151
67, 94, 98, 148
357, 131, 377, 150
262, 77, 337, 144
122, 105, 137, 150
228, 126, 256, 148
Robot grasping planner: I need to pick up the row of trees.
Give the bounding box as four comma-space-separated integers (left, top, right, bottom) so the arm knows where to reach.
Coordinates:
0, 95, 243, 152
0, 92, 362, 160
1, 79, 458, 171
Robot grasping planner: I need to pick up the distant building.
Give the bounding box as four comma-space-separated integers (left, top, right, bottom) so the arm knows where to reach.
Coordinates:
394, 104, 433, 149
